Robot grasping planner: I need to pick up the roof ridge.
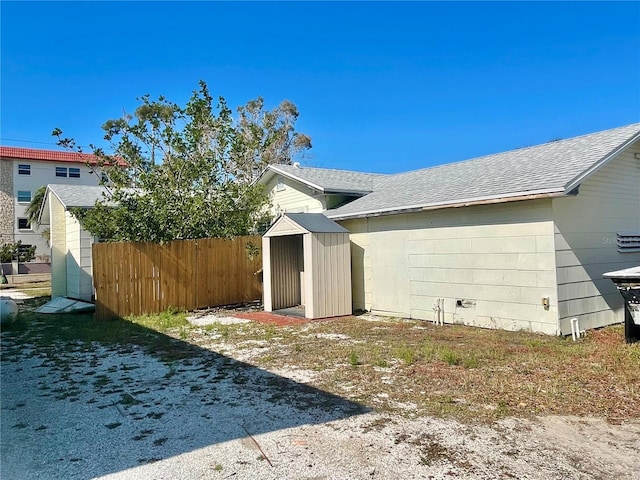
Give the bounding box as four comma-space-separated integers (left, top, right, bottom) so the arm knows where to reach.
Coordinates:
273, 164, 387, 176
328, 122, 640, 219
385, 122, 640, 179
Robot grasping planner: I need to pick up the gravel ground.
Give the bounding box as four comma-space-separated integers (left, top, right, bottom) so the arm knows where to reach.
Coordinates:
2, 317, 639, 480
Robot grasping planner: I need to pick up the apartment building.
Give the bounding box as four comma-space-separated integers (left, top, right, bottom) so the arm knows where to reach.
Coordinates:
0, 146, 103, 260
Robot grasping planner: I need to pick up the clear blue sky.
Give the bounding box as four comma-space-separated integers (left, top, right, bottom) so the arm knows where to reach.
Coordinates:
2, 1, 639, 174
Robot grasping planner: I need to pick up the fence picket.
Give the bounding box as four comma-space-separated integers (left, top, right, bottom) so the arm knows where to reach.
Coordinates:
92, 236, 262, 320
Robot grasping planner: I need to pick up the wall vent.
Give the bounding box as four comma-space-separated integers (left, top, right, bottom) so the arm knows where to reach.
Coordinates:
617, 232, 640, 252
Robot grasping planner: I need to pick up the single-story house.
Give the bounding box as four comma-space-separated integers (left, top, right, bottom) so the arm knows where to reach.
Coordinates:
258, 123, 640, 335
39, 184, 111, 301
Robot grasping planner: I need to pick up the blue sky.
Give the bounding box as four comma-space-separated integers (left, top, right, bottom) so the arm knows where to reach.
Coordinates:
1, 1, 639, 174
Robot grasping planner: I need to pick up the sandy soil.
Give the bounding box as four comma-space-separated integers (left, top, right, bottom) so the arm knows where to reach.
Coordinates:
2, 320, 639, 480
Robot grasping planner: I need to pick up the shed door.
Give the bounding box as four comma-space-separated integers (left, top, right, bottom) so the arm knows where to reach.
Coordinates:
270, 235, 304, 310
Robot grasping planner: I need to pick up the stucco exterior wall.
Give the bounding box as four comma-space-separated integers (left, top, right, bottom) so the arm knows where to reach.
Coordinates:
1, 157, 100, 257
552, 141, 640, 334
340, 200, 559, 334
0, 160, 14, 247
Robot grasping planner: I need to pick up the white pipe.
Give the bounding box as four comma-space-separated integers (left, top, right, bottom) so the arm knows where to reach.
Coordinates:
432, 300, 438, 325
432, 298, 444, 326
570, 317, 584, 341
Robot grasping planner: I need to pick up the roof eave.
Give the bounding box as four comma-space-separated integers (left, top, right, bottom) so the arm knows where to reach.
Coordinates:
267, 165, 327, 192
323, 188, 373, 196
37, 186, 53, 225
326, 189, 566, 221
563, 131, 640, 193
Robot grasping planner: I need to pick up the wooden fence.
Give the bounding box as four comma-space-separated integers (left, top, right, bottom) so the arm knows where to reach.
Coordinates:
92, 236, 262, 321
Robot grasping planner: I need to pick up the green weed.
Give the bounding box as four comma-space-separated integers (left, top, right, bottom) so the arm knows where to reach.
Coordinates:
394, 345, 417, 365
439, 347, 461, 366
349, 351, 360, 367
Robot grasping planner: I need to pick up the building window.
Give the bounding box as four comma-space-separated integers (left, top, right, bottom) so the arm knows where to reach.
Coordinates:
56, 167, 68, 177
17, 190, 31, 202
18, 218, 31, 230
69, 167, 80, 178
276, 176, 285, 191
18, 164, 31, 175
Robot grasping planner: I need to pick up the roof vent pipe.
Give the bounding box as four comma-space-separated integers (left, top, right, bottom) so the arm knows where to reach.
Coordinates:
293, 162, 301, 168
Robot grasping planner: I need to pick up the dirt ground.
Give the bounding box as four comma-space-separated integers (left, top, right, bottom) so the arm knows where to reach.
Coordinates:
1, 299, 639, 479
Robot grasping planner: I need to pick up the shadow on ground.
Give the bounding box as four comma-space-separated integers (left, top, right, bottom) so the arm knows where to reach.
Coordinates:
1, 298, 369, 480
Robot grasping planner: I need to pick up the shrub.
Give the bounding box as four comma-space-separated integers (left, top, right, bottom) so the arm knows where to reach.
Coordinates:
1, 241, 36, 263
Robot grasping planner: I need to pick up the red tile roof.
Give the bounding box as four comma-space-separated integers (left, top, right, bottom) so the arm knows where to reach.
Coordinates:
0, 146, 99, 164
0, 146, 126, 166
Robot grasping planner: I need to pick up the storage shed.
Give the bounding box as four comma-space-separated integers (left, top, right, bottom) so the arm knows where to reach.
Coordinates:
263, 213, 352, 319
39, 184, 110, 301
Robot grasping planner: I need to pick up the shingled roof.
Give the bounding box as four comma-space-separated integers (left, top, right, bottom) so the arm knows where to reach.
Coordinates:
39, 184, 114, 224
326, 123, 640, 220
263, 164, 387, 195
45, 184, 112, 209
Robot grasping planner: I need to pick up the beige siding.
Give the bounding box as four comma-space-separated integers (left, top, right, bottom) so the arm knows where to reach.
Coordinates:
306, 232, 352, 318
65, 212, 81, 299
340, 218, 372, 311
369, 215, 411, 317
341, 200, 559, 334
553, 141, 640, 333
62, 212, 95, 301
50, 196, 67, 298
265, 176, 324, 214
78, 224, 94, 300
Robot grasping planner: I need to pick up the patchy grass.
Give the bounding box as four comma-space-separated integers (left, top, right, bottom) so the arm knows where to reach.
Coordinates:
1, 297, 199, 363
0, 280, 51, 291
129, 308, 189, 332
3, 296, 638, 423
186, 314, 639, 423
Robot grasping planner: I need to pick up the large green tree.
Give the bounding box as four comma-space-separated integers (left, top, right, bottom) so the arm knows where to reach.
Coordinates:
53, 81, 311, 243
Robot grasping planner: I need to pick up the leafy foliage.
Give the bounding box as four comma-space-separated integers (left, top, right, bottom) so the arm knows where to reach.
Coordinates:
53, 81, 311, 243
24, 186, 50, 245
1, 241, 36, 263
25, 186, 47, 228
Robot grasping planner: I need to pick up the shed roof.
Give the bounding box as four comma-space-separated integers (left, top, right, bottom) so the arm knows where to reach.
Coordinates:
39, 184, 113, 224
264, 213, 349, 237
47, 184, 112, 208
326, 123, 640, 219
